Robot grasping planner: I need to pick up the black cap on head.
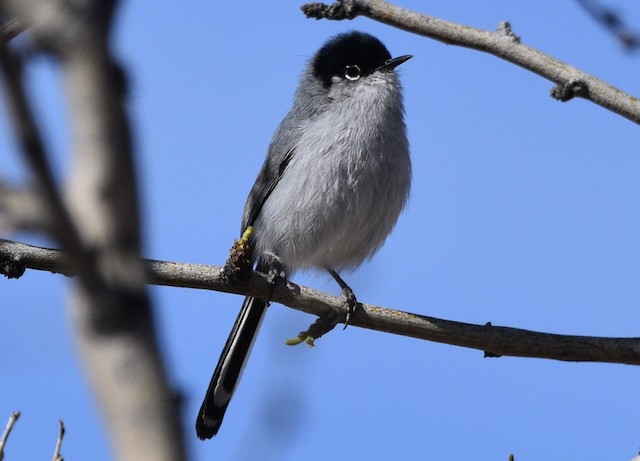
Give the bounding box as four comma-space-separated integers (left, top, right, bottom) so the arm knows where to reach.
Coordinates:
312, 31, 393, 88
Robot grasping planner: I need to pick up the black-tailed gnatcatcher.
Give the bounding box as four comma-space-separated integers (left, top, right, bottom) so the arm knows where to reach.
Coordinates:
196, 31, 412, 439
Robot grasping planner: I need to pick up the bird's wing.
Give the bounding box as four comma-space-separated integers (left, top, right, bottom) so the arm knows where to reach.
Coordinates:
241, 146, 295, 231
241, 110, 302, 232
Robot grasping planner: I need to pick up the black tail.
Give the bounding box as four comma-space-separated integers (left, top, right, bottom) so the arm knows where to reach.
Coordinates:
196, 296, 268, 439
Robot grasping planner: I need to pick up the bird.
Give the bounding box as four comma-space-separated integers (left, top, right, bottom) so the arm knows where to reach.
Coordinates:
196, 30, 412, 440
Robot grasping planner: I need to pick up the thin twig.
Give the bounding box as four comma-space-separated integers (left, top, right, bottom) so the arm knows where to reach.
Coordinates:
301, 0, 640, 124
3, 238, 640, 366
52, 420, 64, 461
0, 412, 20, 461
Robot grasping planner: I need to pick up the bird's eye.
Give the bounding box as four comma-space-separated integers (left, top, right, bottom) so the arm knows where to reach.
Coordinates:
344, 64, 361, 81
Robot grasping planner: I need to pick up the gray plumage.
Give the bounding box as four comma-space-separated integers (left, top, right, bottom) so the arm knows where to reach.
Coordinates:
197, 31, 412, 440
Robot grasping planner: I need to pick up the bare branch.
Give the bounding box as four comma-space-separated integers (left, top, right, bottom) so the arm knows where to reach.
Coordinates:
301, 0, 640, 124
3, 238, 640, 366
0, 412, 20, 461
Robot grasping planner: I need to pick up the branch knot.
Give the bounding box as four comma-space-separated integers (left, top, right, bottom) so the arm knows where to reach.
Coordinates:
301, 1, 358, 20
551, 79, 589, 102
496, 21, 521, 43
1, 255, 25, 279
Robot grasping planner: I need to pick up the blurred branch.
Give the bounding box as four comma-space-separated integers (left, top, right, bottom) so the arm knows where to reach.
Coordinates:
4, 238, 640, 366
575, 0, 640, 51
0, 182, 49, 232
0, 42, 84, 251
0, 412, 20, 461
301, 0, 640, 124
2, 0, 186, 459
1, 16, 25, 43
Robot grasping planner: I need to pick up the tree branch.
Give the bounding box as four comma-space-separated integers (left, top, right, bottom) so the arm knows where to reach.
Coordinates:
3, 238, 640, 366
301, 0, 640, 124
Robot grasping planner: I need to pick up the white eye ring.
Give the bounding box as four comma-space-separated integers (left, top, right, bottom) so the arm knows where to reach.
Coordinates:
344, 64, 361, 81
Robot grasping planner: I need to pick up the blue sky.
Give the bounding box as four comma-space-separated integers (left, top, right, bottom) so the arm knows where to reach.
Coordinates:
2, 1, 640, 460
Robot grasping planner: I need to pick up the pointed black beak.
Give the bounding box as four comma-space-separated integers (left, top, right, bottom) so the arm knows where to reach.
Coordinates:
376, 55, 413, 72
